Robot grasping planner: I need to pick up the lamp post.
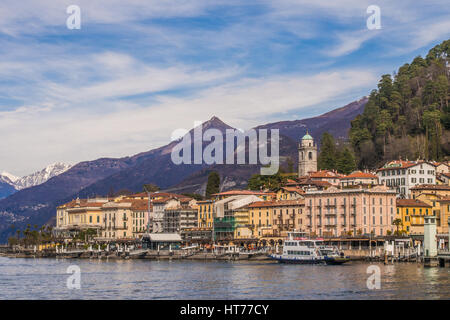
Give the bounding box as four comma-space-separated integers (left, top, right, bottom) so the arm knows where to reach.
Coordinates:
144, 187, 153, 234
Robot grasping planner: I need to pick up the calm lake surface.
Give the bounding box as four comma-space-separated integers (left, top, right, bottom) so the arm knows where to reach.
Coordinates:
0, 257, 448, 299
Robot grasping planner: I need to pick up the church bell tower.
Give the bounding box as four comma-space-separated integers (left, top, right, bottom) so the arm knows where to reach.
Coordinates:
298, 131, 317, 177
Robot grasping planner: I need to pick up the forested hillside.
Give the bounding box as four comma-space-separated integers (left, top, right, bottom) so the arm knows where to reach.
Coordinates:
350, 39, 450, 169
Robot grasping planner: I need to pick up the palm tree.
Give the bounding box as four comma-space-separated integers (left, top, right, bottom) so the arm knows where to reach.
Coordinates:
392, 218, 403, 235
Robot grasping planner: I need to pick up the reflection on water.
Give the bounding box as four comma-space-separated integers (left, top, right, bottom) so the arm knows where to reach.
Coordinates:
0, 257, 448, 299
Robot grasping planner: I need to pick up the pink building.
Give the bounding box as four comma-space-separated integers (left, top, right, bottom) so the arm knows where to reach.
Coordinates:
302, 185, 397, 237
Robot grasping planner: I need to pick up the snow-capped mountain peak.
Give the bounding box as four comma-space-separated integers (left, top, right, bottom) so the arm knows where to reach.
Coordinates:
2, 162, 72, 191
0, 171, 19, 184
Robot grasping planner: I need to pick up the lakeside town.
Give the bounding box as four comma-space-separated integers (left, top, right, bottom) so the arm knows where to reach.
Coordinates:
2, 134, 450, 267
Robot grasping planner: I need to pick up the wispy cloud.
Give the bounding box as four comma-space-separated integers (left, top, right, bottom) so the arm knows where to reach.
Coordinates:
0, 0, 449, 175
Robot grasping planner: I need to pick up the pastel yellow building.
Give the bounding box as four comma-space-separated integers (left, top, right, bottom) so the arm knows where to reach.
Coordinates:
247, 201, 273, 238
396, 199, 432, 235
276, 187, 304, 201
411, 184, 450, 233
197, 200, 214, 229
437, 197, 450, 234
234, 207, 252, 239
56, 197, 109, 232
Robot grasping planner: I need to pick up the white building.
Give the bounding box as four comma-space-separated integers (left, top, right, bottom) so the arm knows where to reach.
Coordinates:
377, 160, 436, 198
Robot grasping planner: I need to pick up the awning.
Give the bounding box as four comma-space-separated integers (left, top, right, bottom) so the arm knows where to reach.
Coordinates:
142, 233, 182, 242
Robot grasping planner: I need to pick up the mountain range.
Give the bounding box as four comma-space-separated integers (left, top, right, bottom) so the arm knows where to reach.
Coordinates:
0, 98, 367, 242
0, 163, 72, 199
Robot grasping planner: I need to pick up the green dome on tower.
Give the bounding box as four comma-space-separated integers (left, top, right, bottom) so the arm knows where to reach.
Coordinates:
302, 133, 313, 140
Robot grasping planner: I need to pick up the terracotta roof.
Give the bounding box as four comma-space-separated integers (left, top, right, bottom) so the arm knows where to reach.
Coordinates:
376, 160, 428, 171
247, 201, 275, 208
280, 187, 304, 193
247, 200, 304, 208
297, 179, 332, 187
128, 192, 148, 198
60, 199, 109, 209
342, 171, 378, 179
396, 199, 431, 208
309, 170, 343, 178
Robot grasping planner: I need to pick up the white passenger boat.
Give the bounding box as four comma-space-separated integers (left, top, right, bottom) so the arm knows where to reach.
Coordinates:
269, 231, 350, 265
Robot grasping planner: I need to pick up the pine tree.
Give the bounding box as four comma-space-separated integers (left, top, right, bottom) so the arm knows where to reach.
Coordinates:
205, 171, 220, 198
337, 148, 356, 175
317, 132, 336, 170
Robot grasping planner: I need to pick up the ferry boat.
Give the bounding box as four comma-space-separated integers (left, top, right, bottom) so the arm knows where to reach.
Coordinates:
269, 231, 350, 265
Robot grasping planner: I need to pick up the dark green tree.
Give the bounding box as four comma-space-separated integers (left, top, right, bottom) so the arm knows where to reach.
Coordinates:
337, 148, 356, 174
317, 132, 337, 170
205, 171, 220, 198
143, 184, 160, 193
350, 39, 450, 168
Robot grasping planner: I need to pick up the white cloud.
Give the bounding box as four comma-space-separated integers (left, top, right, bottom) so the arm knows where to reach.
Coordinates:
0, 67, 376, 176
1, 0, 449, 176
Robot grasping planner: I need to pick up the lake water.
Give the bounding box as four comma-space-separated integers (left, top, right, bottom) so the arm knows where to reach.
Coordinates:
0, 257, 448, 299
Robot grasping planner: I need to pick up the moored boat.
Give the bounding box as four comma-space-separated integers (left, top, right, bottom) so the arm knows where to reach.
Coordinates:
269, 231, 350, 265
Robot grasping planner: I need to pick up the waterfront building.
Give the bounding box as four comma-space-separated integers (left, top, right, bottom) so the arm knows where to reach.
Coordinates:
295, 178, 332, 191
233, 206, 253, 239
436, 197, 450, 235
101, 200, 135, 240
130, 200, 149, 238
246, 200, 305, 239
396, 199, 432, 235
377, 160, 436, 198
340, 171, 379, 187
141, 233, 182, 250
276, 186, 304, 200
411, 184, 450, 234
247, 201, 274, 238
213, 195, 261, 241
162, 197, 197, 234
303, 185, 397, 237
197, 200, 215, 229
56, 198, 110, 236
298, 132, 317, 177
270, 200, 305, 237
309, 170, 343, 186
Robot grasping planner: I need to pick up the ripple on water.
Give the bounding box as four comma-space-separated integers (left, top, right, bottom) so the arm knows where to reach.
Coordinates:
0, 258, 449, 299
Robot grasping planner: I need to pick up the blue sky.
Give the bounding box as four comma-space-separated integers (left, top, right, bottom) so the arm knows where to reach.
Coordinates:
0, 0, 449, 176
